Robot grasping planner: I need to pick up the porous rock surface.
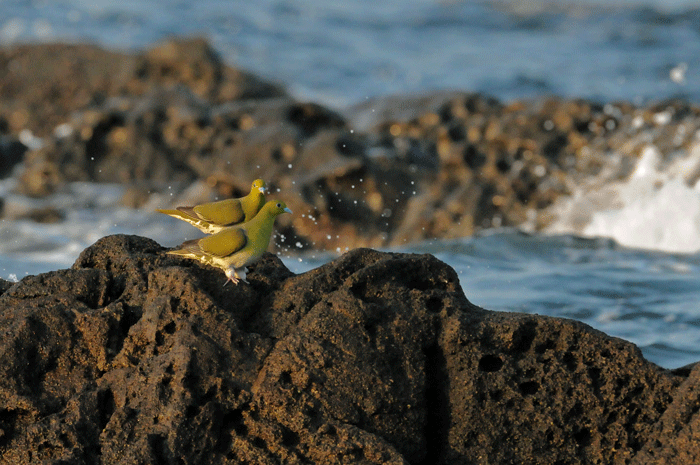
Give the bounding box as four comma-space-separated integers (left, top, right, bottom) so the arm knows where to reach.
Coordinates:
0, 235, 696, 464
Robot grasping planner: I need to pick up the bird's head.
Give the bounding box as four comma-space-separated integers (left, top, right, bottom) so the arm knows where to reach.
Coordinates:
252, 178, 267, 194
263, 200, 292, 217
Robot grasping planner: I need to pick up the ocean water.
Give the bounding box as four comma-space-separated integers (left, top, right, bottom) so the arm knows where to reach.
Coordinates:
1, 0, 699, 107
1, 0, 700, 369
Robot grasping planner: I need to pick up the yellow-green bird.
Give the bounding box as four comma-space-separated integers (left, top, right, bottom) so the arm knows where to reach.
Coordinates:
167, 200, 292, 285
157, 179, 267, 234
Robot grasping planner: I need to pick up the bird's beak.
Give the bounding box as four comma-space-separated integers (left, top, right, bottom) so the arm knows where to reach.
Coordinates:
284, 207, 292, 214
259, 186, 268, 193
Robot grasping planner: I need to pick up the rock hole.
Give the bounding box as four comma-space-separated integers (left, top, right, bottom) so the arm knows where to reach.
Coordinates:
691, 402, 700, 416
511, 320, 537, 353
222, 409, 245, 433
568, 401, 583, 418
148, 433, 168, 465
562, 351, 577, 371
185, 405, 199, 419
320, 424, 337, 436
420, 344, 450, 465
535, 338, 555, 354
163, 322, 176, 334
478, 354, 503, 372
304, 405, 320, 420
546, 430, 554, 442
425, 296, 443, 314
588, 367, 602, 394
407, 276, 435, 292
204, 385, 217, 402
97, 388, 116, 432
281, 427, 299, 448
0, 409, 22, 448
518, 380, 539, 395
363, 321, 377, 340
279, 371, 292, 386
252, 437, 266, 449
573, 427, 591, 447
216, 408, 241, 453
234, 421, 248, 437
349, 280, 367, 299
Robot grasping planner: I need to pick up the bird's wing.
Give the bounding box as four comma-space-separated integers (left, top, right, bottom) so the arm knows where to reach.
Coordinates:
197, 227, 247, 257
192, 199, 245, 225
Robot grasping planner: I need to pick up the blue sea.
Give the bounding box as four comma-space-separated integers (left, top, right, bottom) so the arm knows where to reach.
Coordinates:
1, 0, 700, 369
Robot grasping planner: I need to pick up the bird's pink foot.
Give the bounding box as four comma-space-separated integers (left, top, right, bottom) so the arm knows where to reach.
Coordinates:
224, 268, 248, 286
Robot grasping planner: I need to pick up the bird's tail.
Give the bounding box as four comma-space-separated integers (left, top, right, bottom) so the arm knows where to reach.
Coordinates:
166, 238, 202, 256
157, 208, 216, 233
156, 208, 196, 222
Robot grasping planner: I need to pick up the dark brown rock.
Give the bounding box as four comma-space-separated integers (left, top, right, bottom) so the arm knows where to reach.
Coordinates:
0, 235, 696, 464
6, 39, 700, 250
631, 362, 700, 464
0, 38, 286, 137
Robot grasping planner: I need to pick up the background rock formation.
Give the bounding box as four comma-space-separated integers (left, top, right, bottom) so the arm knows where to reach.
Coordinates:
2, 39, 700, 251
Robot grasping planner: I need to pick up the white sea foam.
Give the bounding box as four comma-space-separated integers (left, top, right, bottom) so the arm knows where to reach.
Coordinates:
547, 142, 700, 254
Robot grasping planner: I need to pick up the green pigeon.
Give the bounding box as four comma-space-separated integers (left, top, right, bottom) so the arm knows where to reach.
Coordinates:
167, 200, 292, 285
157, 179, 267, 234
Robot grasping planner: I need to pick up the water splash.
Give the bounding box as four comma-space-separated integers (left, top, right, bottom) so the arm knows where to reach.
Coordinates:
548, 142, 700, 253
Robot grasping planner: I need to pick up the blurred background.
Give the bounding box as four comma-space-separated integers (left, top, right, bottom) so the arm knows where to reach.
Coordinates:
1, 0, 698, 107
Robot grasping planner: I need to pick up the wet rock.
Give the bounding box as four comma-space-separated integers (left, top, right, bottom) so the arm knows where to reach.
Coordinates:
0, 235, 695, 463
132, 37, 286, 103
0, 38, 285, 137
0, 43, 132, 136
5, 39, 700, 250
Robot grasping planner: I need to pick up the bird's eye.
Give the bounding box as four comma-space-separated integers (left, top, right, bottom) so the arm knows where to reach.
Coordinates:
276, 203, 281, 207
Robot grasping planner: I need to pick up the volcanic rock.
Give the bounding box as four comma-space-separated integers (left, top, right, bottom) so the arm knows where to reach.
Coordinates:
0, 235, 696, 464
